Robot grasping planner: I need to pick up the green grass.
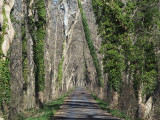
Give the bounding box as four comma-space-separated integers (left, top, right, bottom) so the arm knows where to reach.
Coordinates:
91, 94, 131, 120
25, 89, 73, 120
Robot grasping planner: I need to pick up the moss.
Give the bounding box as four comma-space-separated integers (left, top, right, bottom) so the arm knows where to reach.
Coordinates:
78, 0, 103, 87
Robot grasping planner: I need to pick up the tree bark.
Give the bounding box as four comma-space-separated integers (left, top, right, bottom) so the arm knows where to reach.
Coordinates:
9, 0, 24, 119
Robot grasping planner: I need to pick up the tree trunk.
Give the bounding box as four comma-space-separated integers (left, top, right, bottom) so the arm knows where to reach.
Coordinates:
23, 17, 36, 110
111, 91, 119, 109
9, 0, 24, 119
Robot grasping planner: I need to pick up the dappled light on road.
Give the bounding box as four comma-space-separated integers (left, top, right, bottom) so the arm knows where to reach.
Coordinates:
53, 87, 120, 120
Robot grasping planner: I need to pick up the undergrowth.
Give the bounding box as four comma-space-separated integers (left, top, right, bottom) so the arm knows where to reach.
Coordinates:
24, 89, 74, 120
91, 94, 131, 120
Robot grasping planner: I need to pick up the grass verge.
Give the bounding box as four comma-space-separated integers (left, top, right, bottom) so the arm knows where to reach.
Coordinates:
91, 94, 131, 120
24, 89, 73, 120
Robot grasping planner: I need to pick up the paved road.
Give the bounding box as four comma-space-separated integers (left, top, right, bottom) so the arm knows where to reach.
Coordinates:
54, 87, 120, 120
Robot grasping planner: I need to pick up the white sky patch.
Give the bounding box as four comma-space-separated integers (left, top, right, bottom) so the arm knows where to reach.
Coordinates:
63, 0, 69, 37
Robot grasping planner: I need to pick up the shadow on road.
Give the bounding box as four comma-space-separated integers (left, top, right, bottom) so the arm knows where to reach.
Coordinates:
53, 115, 120, 120
52, 87, 120, 120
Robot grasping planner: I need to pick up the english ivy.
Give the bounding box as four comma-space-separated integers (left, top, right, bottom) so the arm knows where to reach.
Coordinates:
78, 0, 104, 87
0, 2, 11, 113
28, 0, 46, 92
92, 0, 159, 96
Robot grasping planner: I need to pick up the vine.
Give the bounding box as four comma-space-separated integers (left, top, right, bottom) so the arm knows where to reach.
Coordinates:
0, 3, 8, 57
78, 0, 103, 87
22, 21, 28, 86
92, 0, 159, 96
131, 0, 159, 97
84, 57, 90, 85
0, 1, 11, 113
92, 0, 134, 92
28, 0, 46, 92
57, 42, 65, 86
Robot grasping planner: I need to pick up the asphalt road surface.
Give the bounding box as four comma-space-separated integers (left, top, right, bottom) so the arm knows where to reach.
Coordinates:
54, 87, 120, 120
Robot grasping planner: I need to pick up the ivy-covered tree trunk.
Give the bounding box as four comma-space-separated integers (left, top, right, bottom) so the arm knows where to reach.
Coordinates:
92, 0, 159, 119
157, 0, 160, 89
24, 0, 46, 108
80, 0, 105, 99
22, 3, 36, 109
137, 87, 153, 119
43, 0, 51, 102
